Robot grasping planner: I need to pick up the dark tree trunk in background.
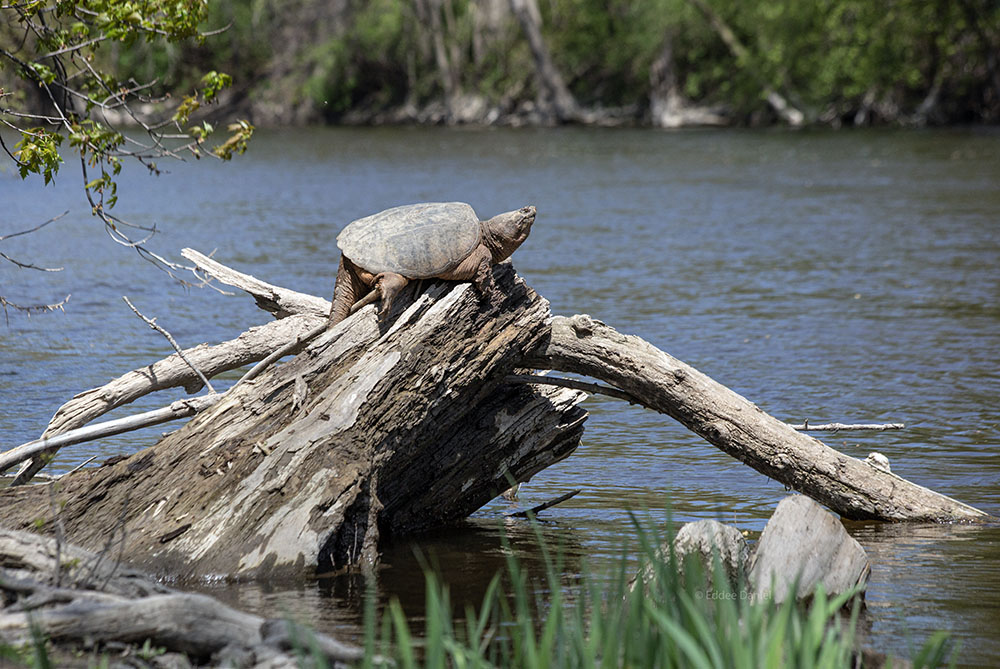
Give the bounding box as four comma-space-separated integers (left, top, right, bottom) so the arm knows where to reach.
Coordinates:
508, 0, 580, 122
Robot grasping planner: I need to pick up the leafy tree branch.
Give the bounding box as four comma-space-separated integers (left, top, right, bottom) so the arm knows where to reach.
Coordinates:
1, 0, 253, 284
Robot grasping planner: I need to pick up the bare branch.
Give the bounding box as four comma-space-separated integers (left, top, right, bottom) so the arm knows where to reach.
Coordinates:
0, 211, 68, 243
507, 489, 582, 517
122, 296, 217, 394
0, 395, 222, 476
39, 34, 107, 59
0, 294, 71, 324
42, 313, 325, 437
789, 421, 905, 432
0, 251, 63, 271
181, 248, 331, 317
0, 211, 68, 271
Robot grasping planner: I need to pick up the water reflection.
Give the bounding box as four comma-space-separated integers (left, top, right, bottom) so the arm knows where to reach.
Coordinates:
847, 521, 1000, 664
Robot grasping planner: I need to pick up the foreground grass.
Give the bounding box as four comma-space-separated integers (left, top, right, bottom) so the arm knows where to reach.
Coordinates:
362, 518, 956, 669
3, 517, 956, 668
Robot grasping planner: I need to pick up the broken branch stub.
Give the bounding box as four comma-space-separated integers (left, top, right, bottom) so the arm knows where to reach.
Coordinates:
181, 248, 330, 318
526, 314, 988, 522
0, 265, 587, 578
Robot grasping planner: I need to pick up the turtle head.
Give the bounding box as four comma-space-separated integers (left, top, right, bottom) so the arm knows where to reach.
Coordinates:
483, 205, 536, 262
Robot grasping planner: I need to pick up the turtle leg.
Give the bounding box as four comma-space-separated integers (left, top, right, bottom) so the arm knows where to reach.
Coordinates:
374, 272, 409, 322
328, 255, 374, 329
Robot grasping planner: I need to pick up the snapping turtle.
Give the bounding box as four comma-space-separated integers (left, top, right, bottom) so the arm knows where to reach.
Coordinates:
327, 202, 536, 327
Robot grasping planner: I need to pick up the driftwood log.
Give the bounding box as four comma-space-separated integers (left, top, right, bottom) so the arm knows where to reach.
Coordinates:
0, 528, 362, 667
0, 249, 990, 579
0, 262, 586, 578
525, 316, 987, 522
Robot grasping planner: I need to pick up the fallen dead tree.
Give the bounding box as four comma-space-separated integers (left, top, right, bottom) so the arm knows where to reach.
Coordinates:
0, 259, 587, 578
0, 528, 363, 667
525, 315, 987, 522
0, 250, 989, 579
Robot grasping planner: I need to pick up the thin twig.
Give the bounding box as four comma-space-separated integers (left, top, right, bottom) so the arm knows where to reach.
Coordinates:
0, 211, 69, 242
0, 294, 71, 324
235, 323, 326, 387
507, 489, 582, 517
790, 421, 905, 432
0, 251, 63, 271
60, 455, 97, 478
122, 296, 216, 394
0, 199, 65, 271
47, 484, 67, 587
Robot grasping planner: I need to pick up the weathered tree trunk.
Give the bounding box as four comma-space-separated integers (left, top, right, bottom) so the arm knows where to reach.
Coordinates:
508, 0, 580, 122
526, 314, 988, 522
0, 265, 586, 578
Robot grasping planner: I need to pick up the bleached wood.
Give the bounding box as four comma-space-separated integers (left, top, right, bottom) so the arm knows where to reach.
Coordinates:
527, 314, 989, 522
0, 528, 362, 664
182, 247, 331, 317
4, 313, 326, 484
0, 395, 221, 475
45, 313, 325, 435
8, 247, 334, 485
0, 266, 587, 578
790, 422, 904, 432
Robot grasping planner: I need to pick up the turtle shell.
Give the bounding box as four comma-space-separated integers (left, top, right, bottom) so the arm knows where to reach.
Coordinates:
337, 202, 482, 279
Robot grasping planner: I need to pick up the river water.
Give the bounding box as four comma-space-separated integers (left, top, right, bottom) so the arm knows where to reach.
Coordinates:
2, 126, 999, 664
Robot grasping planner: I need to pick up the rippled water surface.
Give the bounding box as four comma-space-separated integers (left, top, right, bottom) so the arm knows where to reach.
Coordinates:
3, 126, 999, 664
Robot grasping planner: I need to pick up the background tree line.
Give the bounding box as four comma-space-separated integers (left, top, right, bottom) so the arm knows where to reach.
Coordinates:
4, 0, 1000, 131
109, 0, 1000, 127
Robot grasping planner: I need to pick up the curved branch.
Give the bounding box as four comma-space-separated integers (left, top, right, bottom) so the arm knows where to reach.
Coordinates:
526, 314, 988, 522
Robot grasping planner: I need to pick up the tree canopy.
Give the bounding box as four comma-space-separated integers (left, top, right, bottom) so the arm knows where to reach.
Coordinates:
89, 0, 996, 128
1, 0, 252, 243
